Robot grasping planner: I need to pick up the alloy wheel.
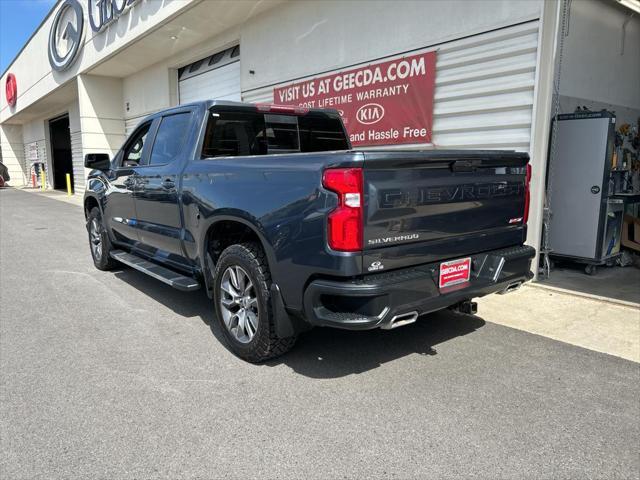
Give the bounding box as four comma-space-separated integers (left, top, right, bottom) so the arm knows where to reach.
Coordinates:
90, 218, 103, 260
219, 265, 259, 344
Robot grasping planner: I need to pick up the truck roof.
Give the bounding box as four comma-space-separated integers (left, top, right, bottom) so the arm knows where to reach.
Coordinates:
151, 100, 341, 118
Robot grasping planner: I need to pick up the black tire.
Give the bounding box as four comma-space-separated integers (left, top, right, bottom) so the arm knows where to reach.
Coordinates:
87, 207, 117, 271
213, 242, 296, 362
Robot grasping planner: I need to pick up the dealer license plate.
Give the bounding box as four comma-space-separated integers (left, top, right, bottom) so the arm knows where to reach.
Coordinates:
439, 257, 471, 289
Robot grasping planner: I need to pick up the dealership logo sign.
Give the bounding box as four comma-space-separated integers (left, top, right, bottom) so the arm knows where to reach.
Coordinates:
356, 103, 384, 125
48, 0, 84, 71
48, 0, 146, 71
89, 0, 140, 33
5, 74, 17, 108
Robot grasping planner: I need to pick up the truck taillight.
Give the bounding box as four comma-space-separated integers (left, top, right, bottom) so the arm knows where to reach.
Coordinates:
322, 168, 363, 252
523, 163, 532, 224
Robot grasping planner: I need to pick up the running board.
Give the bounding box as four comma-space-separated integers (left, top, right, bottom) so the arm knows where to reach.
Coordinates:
110, 250, 200, 292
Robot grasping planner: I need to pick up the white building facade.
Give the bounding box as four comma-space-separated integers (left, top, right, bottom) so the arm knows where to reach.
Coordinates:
1, 0, 639, 273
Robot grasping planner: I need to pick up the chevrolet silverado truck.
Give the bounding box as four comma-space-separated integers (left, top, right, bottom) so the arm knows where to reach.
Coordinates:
84, 100, 534, 362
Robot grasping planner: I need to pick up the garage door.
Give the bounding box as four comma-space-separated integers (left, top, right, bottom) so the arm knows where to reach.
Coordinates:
178, 45, 241, 105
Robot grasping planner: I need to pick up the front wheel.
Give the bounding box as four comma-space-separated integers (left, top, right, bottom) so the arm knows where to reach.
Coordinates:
213, 243, 296, 362
87, 207, 117, 271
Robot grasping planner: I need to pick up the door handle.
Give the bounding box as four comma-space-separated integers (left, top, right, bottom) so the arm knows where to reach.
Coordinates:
123, 177, 136, 189
161, 178, 176, 190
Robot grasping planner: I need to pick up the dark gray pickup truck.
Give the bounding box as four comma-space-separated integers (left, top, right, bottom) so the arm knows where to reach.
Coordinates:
84, 100, 534, 362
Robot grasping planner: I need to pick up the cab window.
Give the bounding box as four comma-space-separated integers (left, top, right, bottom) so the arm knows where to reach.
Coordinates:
202, 111, 266, 157
122, 123, 151, 167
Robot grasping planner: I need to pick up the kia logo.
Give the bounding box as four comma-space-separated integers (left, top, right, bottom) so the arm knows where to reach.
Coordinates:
5, 73, 17, 108
356, 103, 385, 125
48, 0, 84, 71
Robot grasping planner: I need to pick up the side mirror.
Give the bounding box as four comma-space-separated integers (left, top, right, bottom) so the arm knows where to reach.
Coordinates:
84, 153, 111, 171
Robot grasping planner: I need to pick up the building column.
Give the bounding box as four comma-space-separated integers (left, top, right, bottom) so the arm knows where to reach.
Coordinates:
0, 123, 26, 186
527, 0, 562, 279
76, 74, 126, 195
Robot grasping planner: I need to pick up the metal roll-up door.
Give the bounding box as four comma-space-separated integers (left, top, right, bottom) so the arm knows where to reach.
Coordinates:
125, 117, 143, 136
243, 20, 539, 152
178, 45, 241, 105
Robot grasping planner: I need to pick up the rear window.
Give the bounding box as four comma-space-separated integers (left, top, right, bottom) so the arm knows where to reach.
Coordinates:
201, 110, 348, 158
298, 115, 349, 152
264, 114, 300, 153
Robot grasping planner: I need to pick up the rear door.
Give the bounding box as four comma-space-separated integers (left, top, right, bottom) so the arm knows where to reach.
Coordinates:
133, 109, 195, 262
362, 151, 529, 271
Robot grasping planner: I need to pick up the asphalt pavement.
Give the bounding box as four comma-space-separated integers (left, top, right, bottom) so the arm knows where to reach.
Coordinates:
1, 188, 639, 479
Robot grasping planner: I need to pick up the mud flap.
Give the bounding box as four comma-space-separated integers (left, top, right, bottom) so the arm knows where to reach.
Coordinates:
204, 252, 215, 299
270, 283, 297, 338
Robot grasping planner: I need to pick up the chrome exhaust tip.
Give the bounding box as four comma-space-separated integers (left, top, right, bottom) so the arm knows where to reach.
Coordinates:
498, 281, 524, 295
381, 311, 419, 330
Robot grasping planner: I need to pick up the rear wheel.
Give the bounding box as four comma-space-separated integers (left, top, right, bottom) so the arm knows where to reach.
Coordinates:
87, 207, 117, 271
213, 243, 296, 362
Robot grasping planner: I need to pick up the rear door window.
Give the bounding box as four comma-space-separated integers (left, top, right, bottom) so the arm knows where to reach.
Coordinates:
148, 113, 191, 166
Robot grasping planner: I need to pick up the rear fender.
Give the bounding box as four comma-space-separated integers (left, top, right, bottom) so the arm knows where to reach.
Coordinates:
199, 214, 277, 294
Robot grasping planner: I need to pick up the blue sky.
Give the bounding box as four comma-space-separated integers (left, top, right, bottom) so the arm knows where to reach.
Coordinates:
0, 0, 57, 74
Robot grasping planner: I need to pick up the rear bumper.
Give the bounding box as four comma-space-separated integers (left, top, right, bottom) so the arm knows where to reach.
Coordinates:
303, 245, 535, 330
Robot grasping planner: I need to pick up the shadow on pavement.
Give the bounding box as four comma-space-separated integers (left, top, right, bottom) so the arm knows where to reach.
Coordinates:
268, 312, 485, 378
114, 267, 486, 379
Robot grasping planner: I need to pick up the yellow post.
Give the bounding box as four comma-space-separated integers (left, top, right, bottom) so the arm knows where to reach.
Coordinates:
66, 173, 72, 196
40, 169, 46, 191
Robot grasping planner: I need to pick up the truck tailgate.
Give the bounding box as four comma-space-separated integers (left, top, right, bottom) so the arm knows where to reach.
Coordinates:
362, 150, 529, 272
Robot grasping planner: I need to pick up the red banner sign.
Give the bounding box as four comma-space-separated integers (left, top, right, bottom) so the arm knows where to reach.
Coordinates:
274, 51, 436, 147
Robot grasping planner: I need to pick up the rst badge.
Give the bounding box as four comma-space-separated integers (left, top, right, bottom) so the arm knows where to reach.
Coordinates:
439, 257, 471, 289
